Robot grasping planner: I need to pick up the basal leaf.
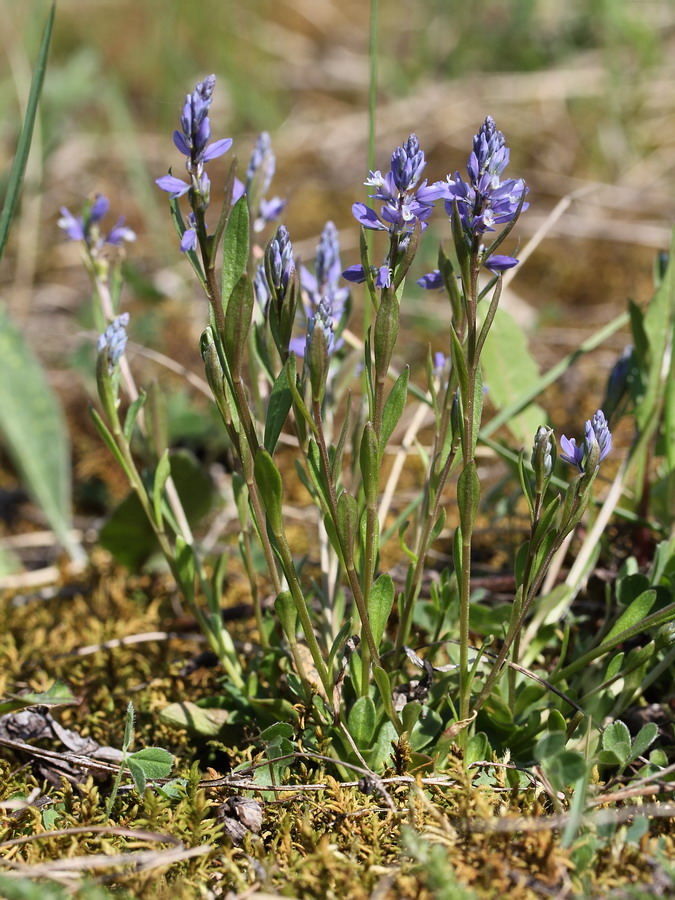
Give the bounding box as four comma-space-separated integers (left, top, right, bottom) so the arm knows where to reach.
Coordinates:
0, 305, 83, 563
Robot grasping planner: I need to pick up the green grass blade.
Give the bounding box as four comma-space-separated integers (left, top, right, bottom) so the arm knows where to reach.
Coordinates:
0, 1, 55, 263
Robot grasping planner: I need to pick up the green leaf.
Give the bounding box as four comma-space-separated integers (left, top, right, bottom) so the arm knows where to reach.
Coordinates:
254, 448, 284, 534
546, 750, 586, 791
336, 491, 359, 564
0, 2, 55, 261
360, 422, 379, 507
0, 680, 76, 717
534, 731, 566, 763
628, 722, 659, 764
372, 665, 399, 731
259, 722, 294, 742
264, 363, 293, 455
373, 287, 399, 380
602, 720, 631, 765
223, 274, 254, 376
410, 708, 442, 751
157, 778, 189, 800
274, 591, 297, 640
401, 700, 422, 736
449, 323, 468, 405
465, 731, 491, 769
367, 573, 395, 649
122, 701, 135, 753
152, 449, 171, 527
0, 305, 83, 563
480, 307, 547, 445
380, 366, 408, 456
127, 746, 173, 795
348, 696, 377, 748
160, 701, 229, 737
548, 709, 567, 732
605, 589, 657, 642
221, 194, 250, 314
123, 390, 147, 445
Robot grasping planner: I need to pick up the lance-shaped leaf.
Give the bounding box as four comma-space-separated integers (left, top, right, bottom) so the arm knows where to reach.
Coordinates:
152, 449, 171, 527
360, 422, 379, 507
223, 274, 254, 377
264, 362, 293, 455
0, 305, 84, 563
336, 490, 359, 566
254, 449, 284, 535
373, 286, 399, 383
367, 573, 395, 649
348, 696, 377, 748
274, 590, 298, 640
221, 194, 250, 314
439, 244, 463, 324
380, 366, 409, 457
605, 589, 657, 643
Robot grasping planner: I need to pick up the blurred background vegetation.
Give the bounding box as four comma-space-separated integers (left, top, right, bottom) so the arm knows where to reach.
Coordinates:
0, 0, 673, 510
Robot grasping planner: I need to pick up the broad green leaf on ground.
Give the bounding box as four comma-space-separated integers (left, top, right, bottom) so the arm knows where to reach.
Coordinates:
0, 305, 84, 563
479, 307, 547, 446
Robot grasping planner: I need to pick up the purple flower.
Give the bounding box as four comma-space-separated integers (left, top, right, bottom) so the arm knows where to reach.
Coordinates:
441, 116, 528, 242
484, 254, 519, 272
353, 134, 444, 236
306, 297, 336, 361
560, 409, 612, 473
58, 194, 136, 253
417, 269, 444, 290
246, 132, 286, 232
342, 263, 391, 289
97, 313, 130, 374
155, 75, 233, 215
300, 221, 349, 323
417, 250, 517, 292
107, 217, 136, 246
253, 263, 270, 313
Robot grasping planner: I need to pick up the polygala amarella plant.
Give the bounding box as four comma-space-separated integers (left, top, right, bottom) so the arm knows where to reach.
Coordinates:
73, 74, 629, 768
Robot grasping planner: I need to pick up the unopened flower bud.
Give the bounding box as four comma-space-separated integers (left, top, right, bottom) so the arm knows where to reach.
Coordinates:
531, 425, 554, 493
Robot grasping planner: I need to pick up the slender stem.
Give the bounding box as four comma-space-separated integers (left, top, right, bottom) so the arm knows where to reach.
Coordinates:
313, 401, 381, 667
272, 523, 332, 701
457, 251, 481, 724
394, 434, 459, 660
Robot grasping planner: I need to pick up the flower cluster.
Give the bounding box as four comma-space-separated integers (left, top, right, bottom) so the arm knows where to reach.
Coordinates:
560, 409, 612, 474
155, 74, 233, 252
246, 132, 286, 233
301, 221, 349, 322
97, 313, 130, 374
352, 134, 443, 237
283, 222, 347, 362
58, 194, 136, 253
444, 116, 528, 244
417, 117, 527, 290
